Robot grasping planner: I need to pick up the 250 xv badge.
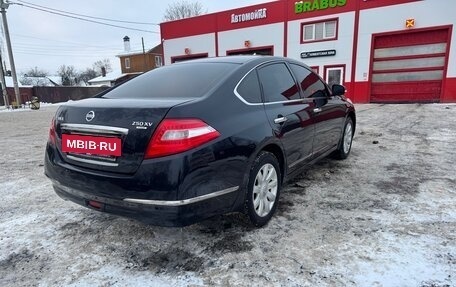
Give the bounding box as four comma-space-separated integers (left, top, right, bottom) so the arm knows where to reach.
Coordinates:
132, 121, 153, 129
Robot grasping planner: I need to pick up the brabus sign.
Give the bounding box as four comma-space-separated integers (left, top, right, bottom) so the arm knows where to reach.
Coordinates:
295, 0, 347, 14
62, 134, 122, 156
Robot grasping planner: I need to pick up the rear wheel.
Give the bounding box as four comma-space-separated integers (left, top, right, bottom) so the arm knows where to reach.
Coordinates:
245, 151, 281, 227
334, 117, 354, 159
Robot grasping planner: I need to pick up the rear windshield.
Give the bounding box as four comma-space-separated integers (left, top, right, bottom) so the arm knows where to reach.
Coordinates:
102, 62, 239, 99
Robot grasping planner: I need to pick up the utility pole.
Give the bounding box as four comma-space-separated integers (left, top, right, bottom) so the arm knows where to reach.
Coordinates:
0, 0, 20, 107
0, 52, 9, 107
142, 37, 147, 71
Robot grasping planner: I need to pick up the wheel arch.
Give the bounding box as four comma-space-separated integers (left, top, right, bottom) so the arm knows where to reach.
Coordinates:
260, 143, 286, 184
348, 110, 356, 134
232, 139, 287, 213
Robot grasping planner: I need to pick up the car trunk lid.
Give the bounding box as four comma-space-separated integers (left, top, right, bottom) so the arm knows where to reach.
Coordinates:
54, 97, 194, 174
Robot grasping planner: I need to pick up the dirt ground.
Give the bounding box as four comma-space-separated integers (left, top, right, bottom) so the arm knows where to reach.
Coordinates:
0, 103, 455, 287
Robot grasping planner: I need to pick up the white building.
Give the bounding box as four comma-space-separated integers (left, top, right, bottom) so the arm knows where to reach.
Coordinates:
160, 0, 456, 103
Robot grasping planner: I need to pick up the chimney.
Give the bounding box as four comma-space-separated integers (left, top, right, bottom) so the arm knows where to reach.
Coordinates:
101, 67, 106, 77
123, 36, 131, 52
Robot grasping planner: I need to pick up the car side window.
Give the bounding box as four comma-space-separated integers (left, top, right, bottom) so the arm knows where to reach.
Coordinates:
236, 70, 262, 103
289, 63, 328, 99
257, 63, 300, 102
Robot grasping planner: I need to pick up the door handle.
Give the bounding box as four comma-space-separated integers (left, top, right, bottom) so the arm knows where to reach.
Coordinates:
313, 108, 322, 113
274, 116, 287, 124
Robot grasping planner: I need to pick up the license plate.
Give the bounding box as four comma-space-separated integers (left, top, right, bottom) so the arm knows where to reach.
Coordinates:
61, 134, 122, 156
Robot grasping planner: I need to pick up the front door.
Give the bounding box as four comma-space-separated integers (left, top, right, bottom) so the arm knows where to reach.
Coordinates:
309, 81, 346, 158
289, 63, 343, 159
257, 62, 314, 173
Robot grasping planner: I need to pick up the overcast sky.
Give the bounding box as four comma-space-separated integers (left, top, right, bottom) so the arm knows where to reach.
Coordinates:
2, 0, 271, 75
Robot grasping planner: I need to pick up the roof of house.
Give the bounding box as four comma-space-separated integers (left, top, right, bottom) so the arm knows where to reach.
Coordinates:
116, 43, 163, 57
46, 76, 62, 86
88, 71, 141, 84
116, 49, 148, 57
88, 71, 124, 84
4, 76, 26, 87
13, 76, 63, 87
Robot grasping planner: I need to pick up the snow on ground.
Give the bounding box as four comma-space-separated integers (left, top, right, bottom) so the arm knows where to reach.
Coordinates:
0, 102, 63, 113
0, 104, 455, 286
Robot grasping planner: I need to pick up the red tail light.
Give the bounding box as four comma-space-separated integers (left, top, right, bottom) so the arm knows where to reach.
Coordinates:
145, 118, 220, 159
48, 117, 56, 145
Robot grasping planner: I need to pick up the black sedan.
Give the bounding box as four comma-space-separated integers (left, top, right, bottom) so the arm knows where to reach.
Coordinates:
45, 56, 355, 227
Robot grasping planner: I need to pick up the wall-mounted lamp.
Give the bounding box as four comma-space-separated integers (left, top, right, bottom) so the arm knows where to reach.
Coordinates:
405, 18, 415, 28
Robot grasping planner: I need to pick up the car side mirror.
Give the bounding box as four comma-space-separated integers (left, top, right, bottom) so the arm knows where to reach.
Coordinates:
332, 84, 346, 96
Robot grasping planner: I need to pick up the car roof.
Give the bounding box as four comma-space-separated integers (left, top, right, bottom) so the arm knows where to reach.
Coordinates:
173, 55, 294, 66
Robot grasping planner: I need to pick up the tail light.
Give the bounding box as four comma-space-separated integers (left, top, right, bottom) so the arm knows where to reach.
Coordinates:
48, 117, 56, 146
145, 118, 220, 159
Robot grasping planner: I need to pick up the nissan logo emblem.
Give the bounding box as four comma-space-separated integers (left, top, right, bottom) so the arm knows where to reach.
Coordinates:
85, 111, 95, 122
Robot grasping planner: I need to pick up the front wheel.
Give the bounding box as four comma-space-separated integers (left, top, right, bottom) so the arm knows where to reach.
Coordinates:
245, 151, 281, 227
333, 117, 354, 159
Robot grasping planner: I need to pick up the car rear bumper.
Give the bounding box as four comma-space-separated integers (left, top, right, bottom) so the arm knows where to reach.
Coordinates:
45, 143, 246, 227
51, 179, 240, 227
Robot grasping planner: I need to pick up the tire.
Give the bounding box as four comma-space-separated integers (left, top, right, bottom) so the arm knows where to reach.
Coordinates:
245, 151, 281, 227
333, 117, 354, 160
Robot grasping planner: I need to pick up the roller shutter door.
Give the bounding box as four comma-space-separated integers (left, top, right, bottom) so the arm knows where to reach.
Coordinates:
370, 28, 449, 103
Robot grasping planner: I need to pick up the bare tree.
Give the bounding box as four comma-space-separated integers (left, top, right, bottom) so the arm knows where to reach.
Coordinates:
20, 66, 49, 86
23, 66, 48, 77
78, 68, 98, 85
93, 59, 112, 75
58, 65, 79, 86
163, 1, 205, 21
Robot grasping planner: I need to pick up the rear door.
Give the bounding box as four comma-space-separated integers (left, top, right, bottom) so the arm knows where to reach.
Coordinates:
257, 62, 314, 173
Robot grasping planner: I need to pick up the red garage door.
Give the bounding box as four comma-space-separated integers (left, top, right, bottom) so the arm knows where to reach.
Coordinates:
370, 27, 450, 103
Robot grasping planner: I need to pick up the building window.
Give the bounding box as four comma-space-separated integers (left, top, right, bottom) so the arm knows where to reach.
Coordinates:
171, 53, 209, 63
155, 56, 163, 67
125, 58, 130, 69
324, 65, 345, 88
301, 19, 337, 43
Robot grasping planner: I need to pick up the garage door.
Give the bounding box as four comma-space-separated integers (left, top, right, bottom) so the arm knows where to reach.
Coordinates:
370, 28, 450, 103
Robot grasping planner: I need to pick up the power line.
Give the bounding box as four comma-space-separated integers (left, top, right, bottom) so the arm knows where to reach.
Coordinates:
13, 43, 118, 51
12, 42, 144, 54
11, 2, 159, 34
12, 41, 121, 50
12, 33, 120, 48
14, 50, 118, 58
14, 47, 119, 54
16, 0, 159, 25
12, 45, 120, 54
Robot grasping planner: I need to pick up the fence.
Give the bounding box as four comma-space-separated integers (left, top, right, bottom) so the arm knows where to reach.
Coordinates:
1, 86, 108, 106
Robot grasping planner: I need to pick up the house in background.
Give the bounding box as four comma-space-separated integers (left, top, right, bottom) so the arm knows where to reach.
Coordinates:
87, 36, 163, 87
88, 70, 139, 87
20, 76, 62, 87
4, 76, 26, 88
117, 36, 163, 74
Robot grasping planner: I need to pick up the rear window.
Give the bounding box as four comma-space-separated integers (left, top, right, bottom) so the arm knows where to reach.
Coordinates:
103, 62, 238, 99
